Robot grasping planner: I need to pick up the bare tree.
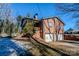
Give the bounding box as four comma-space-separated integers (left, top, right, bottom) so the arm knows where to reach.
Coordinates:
0, 3, 15, 36
56, 3, 79, 30
0, 4, 11, 20
56, 3, 79, 17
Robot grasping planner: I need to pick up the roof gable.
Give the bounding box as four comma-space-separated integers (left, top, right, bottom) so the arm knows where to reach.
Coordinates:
41, 17, 65, 25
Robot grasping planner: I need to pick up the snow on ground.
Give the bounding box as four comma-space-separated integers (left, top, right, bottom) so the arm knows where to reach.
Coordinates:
0, 37, 33, 56
12, 39, 33, 50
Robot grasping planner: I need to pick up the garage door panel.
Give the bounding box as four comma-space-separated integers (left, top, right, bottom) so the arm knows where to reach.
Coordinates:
58, 34, 63, 40
45, 34, 63, 42
45, 34, 53, 42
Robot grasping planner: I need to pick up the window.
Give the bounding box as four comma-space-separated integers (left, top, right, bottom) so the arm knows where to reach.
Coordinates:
48, 20, 53, 28
58, 25, 63, 30
48, 22, 53, 27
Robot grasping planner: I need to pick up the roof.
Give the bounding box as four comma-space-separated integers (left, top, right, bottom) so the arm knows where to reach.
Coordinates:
41, 17, 65, 25
22, 17, 40, 21
22, 17, 65, 25
22, 17, 33, 20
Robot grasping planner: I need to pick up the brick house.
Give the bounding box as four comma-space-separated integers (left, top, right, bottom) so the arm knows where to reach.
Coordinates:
34, 17, 64, 42
21, 15, 64, 42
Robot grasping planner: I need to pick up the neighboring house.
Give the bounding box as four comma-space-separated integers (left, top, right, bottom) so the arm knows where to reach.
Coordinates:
34, 17, 64, 42
65, 28, 79, 34
21, 14, 64, 42
64, 28, 73, 34
72, 30, 79, 34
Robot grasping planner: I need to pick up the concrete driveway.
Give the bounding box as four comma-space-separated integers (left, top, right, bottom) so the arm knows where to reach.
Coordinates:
50, 40, 79, 55
58, 40, 79, 47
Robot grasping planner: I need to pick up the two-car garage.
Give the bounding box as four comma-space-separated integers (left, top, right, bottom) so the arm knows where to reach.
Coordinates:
44, 33, 63, 42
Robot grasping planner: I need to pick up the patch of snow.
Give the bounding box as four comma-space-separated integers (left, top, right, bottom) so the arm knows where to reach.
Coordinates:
11, 40, 32, 50
9, 48, 17, 56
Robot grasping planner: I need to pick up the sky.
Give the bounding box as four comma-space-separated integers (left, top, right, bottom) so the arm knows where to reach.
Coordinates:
11, 3, 75, 31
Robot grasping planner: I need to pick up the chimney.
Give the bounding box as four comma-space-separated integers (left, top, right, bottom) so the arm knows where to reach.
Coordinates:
34, 13, 38, 20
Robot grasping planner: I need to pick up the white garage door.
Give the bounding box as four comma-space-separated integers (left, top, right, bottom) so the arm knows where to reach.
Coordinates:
45, 34, 53, 42
58, 34, 63, 40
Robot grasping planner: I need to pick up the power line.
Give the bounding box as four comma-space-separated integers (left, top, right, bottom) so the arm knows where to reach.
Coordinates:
36, 3, 43, 19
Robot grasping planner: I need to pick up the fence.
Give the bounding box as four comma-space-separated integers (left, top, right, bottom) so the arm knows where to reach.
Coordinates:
64, 34, 79, 41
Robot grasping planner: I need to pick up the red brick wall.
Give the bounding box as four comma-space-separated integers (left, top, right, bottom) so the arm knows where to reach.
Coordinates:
42, 18, 64, 34
34, 17, 64, 39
